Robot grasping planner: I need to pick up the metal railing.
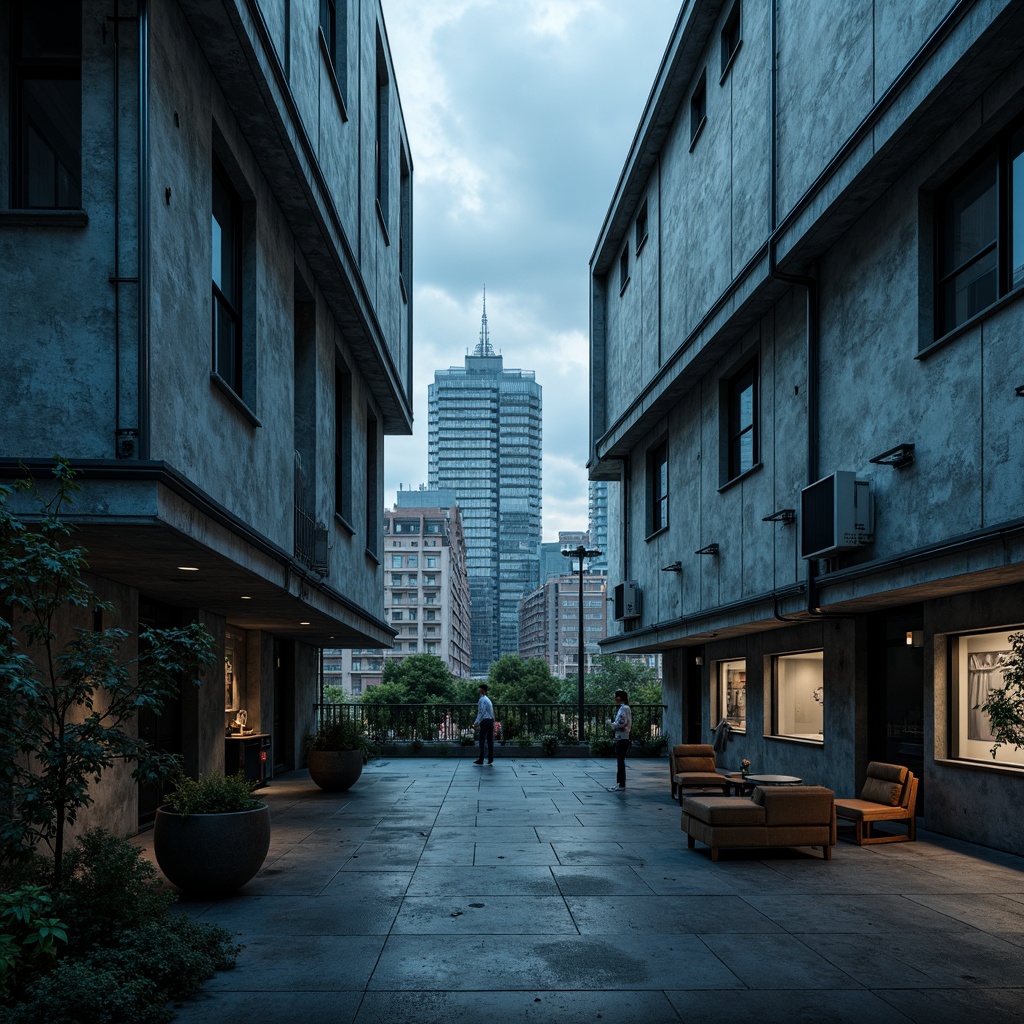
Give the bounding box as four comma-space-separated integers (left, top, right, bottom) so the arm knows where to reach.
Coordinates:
313, 702, 665, 747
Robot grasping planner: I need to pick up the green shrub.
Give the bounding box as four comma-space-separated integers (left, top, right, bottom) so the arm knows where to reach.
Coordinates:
589, 737, 614, 757
164, 771, 259, 816
4, 957, 166, 1024
540, 734, 559, 757
0, 886, 67, 1002
459, 734, 475, 747
517, 734, 535, 751
307, 717, 370, 754
56, 830, 174, 954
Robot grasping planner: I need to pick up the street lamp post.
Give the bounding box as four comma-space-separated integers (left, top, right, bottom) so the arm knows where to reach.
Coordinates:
563, 544, 601, 743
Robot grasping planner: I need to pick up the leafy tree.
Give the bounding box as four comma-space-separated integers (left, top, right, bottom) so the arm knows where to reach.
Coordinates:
979, 632, 1024, 757
0, 461, 215, 887
453, 677, 482, 704
360, 679, 409, 705
560, 655, 663, 706
487, 655, 560, 704
370, 654, 454, 704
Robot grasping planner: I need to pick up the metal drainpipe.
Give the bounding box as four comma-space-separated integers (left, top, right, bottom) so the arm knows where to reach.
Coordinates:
137, 0, 151, 460
768, 0, 820, 616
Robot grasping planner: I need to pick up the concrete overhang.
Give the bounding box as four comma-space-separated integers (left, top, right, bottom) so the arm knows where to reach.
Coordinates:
176, 0, 413, 435
1, 460, 395, 650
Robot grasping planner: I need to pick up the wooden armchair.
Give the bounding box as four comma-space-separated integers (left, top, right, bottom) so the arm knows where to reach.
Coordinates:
834, 761, 918, 845
669, 743, 728, 803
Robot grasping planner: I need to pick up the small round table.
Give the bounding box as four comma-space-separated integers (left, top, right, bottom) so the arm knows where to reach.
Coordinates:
726, 773, 802, 796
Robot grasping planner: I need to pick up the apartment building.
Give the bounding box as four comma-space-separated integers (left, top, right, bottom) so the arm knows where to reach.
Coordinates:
0, 0, 412, 833
590, 0, 1024, 853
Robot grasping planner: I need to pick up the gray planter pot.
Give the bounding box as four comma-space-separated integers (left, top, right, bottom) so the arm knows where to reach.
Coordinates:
154, 803, 270, 898
307, 748, 364, 791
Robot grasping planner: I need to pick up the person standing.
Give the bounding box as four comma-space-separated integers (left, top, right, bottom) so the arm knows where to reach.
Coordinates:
608, 689, 632, 791
473, 683, 495, 765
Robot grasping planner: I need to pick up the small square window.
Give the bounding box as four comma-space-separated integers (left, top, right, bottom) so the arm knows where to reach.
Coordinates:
690, 70, 707, 148
720, 1, 741, 80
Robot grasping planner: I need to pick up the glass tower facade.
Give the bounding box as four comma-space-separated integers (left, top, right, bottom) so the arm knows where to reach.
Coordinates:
428, 298, 542, 675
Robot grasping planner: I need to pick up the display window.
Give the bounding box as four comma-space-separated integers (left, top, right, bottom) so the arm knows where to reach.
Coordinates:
771, 650, 823, 742
224, 627, 247, 713
717, 659, 746, 732
952, 627, 1024, 768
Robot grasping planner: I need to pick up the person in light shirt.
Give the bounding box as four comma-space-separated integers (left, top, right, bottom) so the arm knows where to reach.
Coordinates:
607, 689, 632, 791
472, 683, 494, 765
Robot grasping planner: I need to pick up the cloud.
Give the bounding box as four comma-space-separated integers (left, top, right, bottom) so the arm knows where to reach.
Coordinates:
381, 0, 679, 540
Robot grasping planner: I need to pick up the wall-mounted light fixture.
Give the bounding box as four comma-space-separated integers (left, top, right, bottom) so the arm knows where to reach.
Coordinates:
661, 561, 683, 572
762, 508, 797, 524
870, 443, 915, 469
695, 655, 704, 666
906, 630, 924, 648
695, 543, 719, 556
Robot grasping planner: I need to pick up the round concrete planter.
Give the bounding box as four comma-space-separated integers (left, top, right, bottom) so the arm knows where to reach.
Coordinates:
154, 803, 270, 898
307, 748, 363, 791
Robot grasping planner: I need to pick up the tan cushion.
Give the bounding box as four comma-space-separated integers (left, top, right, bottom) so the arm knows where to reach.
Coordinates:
673, 745, 717, 773
835, 798, 913, 822
681, 796, 765, 827
860, 777, 902, 806
674, 771, 726, 788
760, 786, 835, 827
866, 762, 907, 784
678, 756, 716, 772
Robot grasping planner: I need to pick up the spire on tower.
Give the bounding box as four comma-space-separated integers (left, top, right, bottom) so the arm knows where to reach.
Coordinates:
474, 286, 494, 356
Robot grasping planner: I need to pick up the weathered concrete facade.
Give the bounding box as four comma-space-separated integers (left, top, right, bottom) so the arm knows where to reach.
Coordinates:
0, 0, 412, 837
590, 0, 1024, 853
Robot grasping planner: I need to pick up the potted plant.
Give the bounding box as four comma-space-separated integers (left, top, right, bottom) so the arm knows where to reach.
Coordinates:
154, 771, 270, 898
979, 631, 1024, 757
306, 717, 370, 791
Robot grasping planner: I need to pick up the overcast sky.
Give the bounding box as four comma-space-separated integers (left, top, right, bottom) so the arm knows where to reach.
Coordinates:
380, 0, 680, 541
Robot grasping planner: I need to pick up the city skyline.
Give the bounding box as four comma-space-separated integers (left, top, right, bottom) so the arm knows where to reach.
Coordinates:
379, 0, 682, 541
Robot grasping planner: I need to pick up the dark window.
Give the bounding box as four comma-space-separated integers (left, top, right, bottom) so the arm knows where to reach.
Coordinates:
619, 248, 629, 293
10, 1, 81, 209
399, 146, 411, 297
690, 70, 707, 147
334, 363, 353, 523
375, 35, 390, 230
726, 359, 758, 480
211, 161, 243, 395
721, 1, 741, 79
366, 409, 380, 556
647, 439, 668, 536
635, 200, 649, 254
936, 123, 1024, 338
319, 0, 347, 103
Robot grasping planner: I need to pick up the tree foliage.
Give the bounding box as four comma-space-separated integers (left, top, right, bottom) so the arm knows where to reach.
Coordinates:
560, 655, 663, 706
979, 632, 1024, 757
0, 461, 216, 887
372, 654, 455, 704
487, 654, 560, 704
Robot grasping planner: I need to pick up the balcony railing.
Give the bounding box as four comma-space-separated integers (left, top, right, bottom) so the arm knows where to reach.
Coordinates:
314, 702, 665, 746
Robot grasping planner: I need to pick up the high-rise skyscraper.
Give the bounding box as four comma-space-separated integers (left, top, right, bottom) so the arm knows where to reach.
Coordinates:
588, 481, 609, 574
428, 294, 542, 675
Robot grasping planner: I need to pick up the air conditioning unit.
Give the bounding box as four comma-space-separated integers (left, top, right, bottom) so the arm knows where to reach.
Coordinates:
613, 581, 641, 621
800, 471, 874, 559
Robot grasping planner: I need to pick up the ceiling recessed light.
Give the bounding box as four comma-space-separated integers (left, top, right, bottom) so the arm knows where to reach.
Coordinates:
240, 595, 252, 600
177, 566, 199, 572
300, 621, 311, 626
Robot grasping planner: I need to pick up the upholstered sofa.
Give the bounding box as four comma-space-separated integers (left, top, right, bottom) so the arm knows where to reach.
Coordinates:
681, 785, 836, 861
669, 743, 728, 803
834, 762, 918, 845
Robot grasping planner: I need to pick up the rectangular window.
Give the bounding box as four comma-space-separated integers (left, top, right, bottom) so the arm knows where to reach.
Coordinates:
724, 358, 758, 482
391, 555, 402, 569
319, 0, 347, 103
690, 70, 707, 148
720, 1, 741, 80
951, 628, 1024, 768
365, 409, 380, 557
375, 34, 390, 233
334, 362, 353, 523
392, 610, 403, 621
426, 556, 438, 568
635, 200, 648, 255
11, 1, 82, 209
619, 248, 629, 294
646, 439, 668, 536
399, 145, 411, 298
407, 555, 418, 568
717, 659, 746, 732
935, 123, 1024, 339
772, 650, 823, 743
212, 160, 243, 395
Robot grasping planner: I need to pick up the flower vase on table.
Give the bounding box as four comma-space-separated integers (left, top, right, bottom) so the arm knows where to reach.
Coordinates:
740, 759, 751, 778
